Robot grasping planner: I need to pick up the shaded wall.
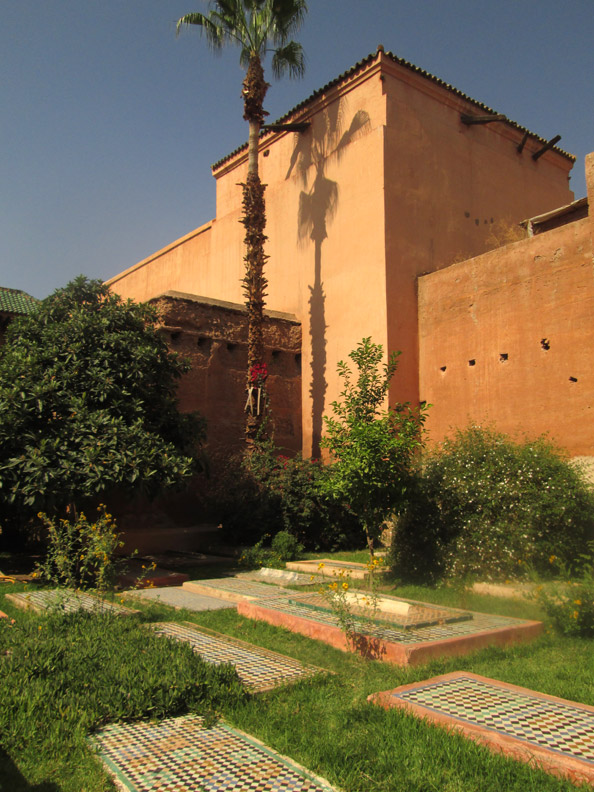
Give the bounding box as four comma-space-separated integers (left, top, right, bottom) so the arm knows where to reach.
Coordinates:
418, 154, 594, 455
150, 292, 302, 455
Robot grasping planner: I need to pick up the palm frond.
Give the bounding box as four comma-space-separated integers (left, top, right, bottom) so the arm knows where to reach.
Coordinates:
176, 12, 225, 49
271, 41, 305, 79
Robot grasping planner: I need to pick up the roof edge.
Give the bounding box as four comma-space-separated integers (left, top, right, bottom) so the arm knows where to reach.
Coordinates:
212, 48, 574, 172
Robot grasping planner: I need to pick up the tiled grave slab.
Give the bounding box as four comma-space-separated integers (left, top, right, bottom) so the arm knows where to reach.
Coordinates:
92, 714, 339, 792
285, 559, 389, 580
5, 589, 139, 616
122, 586, 232, 612
238, 596, 542, 666
183, 577, 296, 604
369, 672, 594, 786
237, 568, 318, 586
293, 593, 471, 630
149, 621, 326, 692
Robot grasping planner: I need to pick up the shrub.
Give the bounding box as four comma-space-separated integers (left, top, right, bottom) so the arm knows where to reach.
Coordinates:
210, 441, 365, 551
238, 530, 304, 569
532, 547, 594, 637
321, 338, 428, 556
34, 505, 124, 592
0, 277, 205, 539
392, 425, 594, 583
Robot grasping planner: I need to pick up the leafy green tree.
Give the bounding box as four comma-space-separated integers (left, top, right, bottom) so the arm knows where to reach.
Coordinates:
177, 0, 307, 441
321, 338, 428, 556
0, 277, 204, 535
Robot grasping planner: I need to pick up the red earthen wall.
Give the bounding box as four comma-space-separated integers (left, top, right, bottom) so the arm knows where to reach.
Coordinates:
418, 194, 593, 454
150, 293, 302, 456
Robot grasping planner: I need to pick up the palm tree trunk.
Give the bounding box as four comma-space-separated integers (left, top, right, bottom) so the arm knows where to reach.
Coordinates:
242, 56, 269, 443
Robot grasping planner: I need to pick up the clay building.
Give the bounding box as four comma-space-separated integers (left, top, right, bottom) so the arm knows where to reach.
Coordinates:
107, 48, 591, 462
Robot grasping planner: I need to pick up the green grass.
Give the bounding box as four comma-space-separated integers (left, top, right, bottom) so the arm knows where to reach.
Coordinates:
1, 575, 593, 791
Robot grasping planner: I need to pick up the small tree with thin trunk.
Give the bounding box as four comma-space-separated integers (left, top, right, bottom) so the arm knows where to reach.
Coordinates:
177, 0, 307, 442
321, 338, 428, 557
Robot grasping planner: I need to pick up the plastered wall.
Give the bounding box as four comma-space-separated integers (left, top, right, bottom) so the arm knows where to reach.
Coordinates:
106, 51, 576, 457
418, 156, 593, 454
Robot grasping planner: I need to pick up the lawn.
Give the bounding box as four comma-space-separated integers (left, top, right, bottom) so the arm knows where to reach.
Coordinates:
1, 571, 593, 792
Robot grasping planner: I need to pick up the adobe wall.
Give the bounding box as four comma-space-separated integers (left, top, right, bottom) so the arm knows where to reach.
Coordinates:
106, 51, 575, 457
381, 52, 574, 410
109, 60, 389, 456
150, 292, 302, 455
418, 156, 593, 455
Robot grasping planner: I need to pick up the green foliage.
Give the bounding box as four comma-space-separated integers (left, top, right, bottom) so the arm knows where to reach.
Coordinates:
0, 609, 246, 768
532, 547, 594, 637
321, 338, 427, 554
33, 505, 124, 592
392, 425, 594, 583
238, 529, 304, 569
211, 441, 364, 551
0, 277, 205, 534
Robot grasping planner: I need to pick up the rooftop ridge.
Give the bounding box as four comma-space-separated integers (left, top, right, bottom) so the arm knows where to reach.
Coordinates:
212, 49, 574, 171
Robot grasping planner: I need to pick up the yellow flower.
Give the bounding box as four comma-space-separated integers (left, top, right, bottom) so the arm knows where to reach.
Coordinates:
318, 562, 325, 570
549, 555, 557, 564
38, 625, 42, 631
342, 582, 349, 590
574, 599, 582, 606
572, 610, 578, 619
309, 575, 315, 581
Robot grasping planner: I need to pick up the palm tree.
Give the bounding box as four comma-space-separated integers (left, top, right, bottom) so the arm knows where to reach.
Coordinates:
177, 0, 307, 443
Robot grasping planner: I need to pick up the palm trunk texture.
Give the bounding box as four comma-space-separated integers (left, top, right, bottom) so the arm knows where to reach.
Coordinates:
242, 56, 269, 443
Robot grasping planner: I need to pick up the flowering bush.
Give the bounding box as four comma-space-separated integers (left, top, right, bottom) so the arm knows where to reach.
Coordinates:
34, 505, 124, 592
392, 425, 594, 582
249, 362, 268, 386
532, 548, 594, 637
319, 556, 385, 657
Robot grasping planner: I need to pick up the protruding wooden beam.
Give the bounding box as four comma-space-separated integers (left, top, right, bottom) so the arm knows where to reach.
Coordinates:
532, 135, 562, 161
262, 122, 310, 133
517, 131, 530, 153
461, 113, 507, 125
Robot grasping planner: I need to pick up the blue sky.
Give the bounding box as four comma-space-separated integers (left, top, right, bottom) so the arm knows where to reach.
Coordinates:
2, 0, 592, 299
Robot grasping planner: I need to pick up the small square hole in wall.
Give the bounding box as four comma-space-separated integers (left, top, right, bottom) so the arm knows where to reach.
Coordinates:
440, 365, 447, 372
226, 342, 236, 352
170, 331, 181, 343
569, 376, 578, 383
541, 338, 551, 351
500, 353, 508, 362
468, 359, 476, 366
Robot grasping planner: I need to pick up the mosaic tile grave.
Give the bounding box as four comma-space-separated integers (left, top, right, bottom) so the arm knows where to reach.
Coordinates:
369, 672, 594, 786
5, 589, 139, 616
237, 595, 542, 666
285, 559, 389, 580
149, 621, 325, 692
238, 568, 318, 586
183, 577, 296, 604
292, 593, 471, 630
92, 715, 339, 792
122, 586, 232, 612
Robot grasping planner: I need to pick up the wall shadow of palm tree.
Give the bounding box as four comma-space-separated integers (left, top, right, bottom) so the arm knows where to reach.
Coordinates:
286, 105, 370, 456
